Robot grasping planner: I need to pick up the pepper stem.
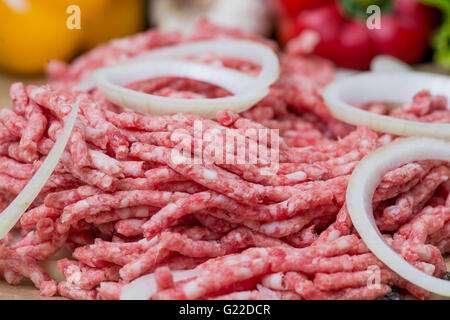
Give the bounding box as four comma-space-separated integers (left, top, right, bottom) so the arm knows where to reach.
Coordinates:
339, 0, 394, 19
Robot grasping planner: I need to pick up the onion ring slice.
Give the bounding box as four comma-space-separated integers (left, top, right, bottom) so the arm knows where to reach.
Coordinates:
370, 55, 412, 73
323, 72, 450, 140
130, 39, 280, 89
92, 60, 269, 118
0, 98, 80, 239
347, 137, 450, 297
77, 39, 280, 93
120, 269, 200, 300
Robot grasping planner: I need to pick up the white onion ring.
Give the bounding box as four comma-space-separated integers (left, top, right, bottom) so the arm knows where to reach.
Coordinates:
39, 246, 73, 283
74, 80, 94, 93
335, 68, 358, 80
323, 72, 450, 140
92, 60, 269, 118
120, 269, 200, 300
370, 55, 412, 73
0, 98, 80, 239
129, 39, 280, 89
347, 137, 450, 297
77, 39, 279, 93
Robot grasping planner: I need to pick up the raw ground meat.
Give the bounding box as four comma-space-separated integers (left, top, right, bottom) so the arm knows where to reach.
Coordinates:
0, 20, 448, 300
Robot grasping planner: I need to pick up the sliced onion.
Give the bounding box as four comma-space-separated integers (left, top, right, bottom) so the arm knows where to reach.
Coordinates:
120, 269, 200, 300
347, 137, 450, 297
39, 246, 73, 283
74, 80, 95, 93
79, 39, 279, 93
92, 60, 269, 118
10, 232, 69, 282
335, 68, 358, 80
323, 72, 450, 140
370, 55, 412, 73
0, 98, 80, 239
129, 39, 280, 89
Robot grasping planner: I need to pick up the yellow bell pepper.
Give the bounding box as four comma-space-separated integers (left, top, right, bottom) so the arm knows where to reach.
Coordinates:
82, 0, 147, 51
40, 0, 109, 18
0, 0, 146, 76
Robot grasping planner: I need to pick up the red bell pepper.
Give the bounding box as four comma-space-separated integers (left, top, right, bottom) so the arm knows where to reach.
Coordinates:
274, 0, 333, 14
275, 0, 438, 70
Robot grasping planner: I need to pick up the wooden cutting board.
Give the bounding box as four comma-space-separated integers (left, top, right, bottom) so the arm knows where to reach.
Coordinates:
0, 70, 449, 300
0, 73, 46, 109
0, 262, 448, 300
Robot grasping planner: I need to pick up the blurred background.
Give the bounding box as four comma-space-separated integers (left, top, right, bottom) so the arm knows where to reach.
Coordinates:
0, 0, 449, 105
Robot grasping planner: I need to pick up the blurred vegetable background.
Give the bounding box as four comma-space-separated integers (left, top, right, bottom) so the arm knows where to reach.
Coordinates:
419, 0, 450, 67
150, 0, 272, 36
0, 0, 146, 75
0, 0, 449, 77
273, 0, 439, 70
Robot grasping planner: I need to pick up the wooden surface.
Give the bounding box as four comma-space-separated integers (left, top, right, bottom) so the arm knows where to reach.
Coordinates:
0, 73, 46, 109
0, 281, 66, 300
0, 262, 447, 300
0, 68, 449, 299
